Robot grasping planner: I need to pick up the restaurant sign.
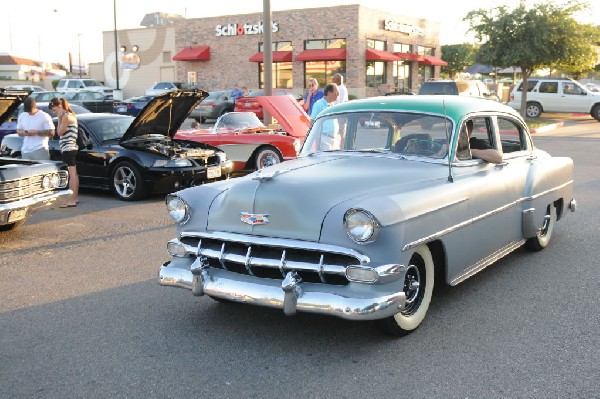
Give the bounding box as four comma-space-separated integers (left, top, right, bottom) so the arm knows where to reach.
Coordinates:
216, 21, 279, 37
383, 19, 425, 36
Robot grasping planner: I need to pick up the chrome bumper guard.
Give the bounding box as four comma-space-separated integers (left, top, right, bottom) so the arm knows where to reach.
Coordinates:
159, 258, 408, 321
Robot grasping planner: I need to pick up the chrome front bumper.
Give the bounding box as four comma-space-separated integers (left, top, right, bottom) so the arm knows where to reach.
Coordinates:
159, 258, 407, 321
0, 189, 72, 226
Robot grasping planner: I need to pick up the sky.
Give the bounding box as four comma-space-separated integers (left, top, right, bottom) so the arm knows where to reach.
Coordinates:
2, 0, 598, 68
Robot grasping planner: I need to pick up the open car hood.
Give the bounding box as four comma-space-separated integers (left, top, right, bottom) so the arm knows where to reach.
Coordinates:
256, 95, 311, 138
0, 90, 28, 125
121, 89, 208, 142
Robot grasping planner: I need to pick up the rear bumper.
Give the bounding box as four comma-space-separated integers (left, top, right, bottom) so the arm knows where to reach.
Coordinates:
159, 258, 407, 321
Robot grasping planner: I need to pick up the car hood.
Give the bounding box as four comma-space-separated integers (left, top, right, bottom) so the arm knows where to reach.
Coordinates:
121, 89, 207, 142
204, 154, 448, 241
0, 90, 28, 125
256, 96, 311, 138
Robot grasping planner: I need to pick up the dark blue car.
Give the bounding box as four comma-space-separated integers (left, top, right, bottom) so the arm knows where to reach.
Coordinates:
112, 95, 154, 116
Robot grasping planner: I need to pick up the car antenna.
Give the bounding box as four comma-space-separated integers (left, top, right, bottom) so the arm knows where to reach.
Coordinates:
443, 98, 454, 183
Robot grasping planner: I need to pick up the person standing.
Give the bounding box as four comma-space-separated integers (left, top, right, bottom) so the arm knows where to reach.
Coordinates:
302, 78, 324, 116
310, 83, 339, 119
16, 97, 54, 160
230, 83, 243, 101
332, 73, 348, 105
49, 98, 79, 207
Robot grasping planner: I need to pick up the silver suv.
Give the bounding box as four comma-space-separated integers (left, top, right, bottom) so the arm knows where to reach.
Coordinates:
56, 78, 114, 98
418, 80, 499, 101
508, 77, 600, 120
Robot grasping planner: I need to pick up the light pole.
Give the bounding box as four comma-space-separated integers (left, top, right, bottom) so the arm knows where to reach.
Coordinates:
77, 34, 82, 78
113, 0, 120, 90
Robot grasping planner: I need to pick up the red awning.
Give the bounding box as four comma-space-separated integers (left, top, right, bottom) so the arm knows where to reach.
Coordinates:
420, 55, 448, 66
248, 51, 293, 63
295, 49, 347, 61
172, 46, 210, 61
393, 52, 424, 62
365, 49, 401, 62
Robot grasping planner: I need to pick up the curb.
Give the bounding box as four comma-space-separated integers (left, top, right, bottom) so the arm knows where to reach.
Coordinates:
530, 122, 564, 134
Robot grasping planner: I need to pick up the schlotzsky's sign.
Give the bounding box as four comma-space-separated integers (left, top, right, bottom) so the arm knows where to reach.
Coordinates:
216, 21, 279, 37
383, 19, 425, 36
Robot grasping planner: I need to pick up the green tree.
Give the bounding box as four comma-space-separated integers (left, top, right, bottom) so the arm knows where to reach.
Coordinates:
441, 44, 477, 79
464, 0, 597, 116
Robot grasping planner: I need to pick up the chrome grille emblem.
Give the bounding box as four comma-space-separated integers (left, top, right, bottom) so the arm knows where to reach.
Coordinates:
241, 212, 270, 225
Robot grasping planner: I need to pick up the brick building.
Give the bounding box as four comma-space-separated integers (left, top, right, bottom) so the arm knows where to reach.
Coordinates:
99, 5, 446, 99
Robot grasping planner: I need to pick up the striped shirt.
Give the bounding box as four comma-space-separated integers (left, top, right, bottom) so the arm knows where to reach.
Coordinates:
59, 113, 78, 152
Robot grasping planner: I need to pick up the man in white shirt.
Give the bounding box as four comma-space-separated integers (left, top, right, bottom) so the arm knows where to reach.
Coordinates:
332, 73, 348, 105
16, 97, 54, 160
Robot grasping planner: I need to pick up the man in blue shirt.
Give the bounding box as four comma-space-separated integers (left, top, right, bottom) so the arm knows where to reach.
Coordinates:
310, 83, 339, 119
230, 84, 243, 101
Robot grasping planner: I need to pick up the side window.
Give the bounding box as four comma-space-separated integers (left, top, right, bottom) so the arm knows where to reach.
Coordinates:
539, 82, 558, 94
562, 82, 583, 95
456, 117, 494, 161
56, 81, 66, 89
68, 81, 79, 89
497, 118, 529, 154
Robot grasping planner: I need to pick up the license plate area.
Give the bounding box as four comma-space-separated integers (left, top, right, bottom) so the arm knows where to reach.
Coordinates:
117, 107, 126, 112
207, 166, 221, 179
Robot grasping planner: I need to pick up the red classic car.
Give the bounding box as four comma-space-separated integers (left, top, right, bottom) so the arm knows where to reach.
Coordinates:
233, 88, 303, 119
175, 96, 310, 172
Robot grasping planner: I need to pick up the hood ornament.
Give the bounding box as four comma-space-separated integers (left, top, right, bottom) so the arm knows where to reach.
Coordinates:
241, 212, 270, 225
251, 168, 290, 181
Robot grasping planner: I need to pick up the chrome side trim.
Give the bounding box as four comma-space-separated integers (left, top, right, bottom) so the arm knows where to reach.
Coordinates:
402, 180, 573, 252
450, 240, 525, 286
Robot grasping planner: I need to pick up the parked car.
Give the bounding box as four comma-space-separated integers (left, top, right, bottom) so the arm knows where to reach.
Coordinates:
190, 90, 234, 123
584, 82, 599, 92
159, 95, 575, 336
30, 91, 61, 102
1, 90, 234, 201
112, 95, 154, 116
176, 96, 310, 172
0, 90, 71, 231
508, 77, 600, 119
145, 82, 184, 96
0, 102, 91, 142
62, 90, 117, 113
418, 80, 499, 101
4, 85, 46, 92
234, 88, 303, 119
56, 78, 114, 98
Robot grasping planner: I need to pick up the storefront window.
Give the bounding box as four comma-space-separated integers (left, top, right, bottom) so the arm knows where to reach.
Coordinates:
393, 43, 411, 53
304, 39, 346, 49
393, 62, 410, 91
366, 61, 385, 87
417, 46, 435, 87
367, 39, 386, 51
257, 41, 293, 89
304, 61, 345, 88
259, 62, 293, 89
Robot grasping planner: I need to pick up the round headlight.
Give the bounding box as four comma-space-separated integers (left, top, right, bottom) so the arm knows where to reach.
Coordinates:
41, 175, 51, 189
50, 173, 61, 188
344, 209, 380, 243
166, 195, 190, 224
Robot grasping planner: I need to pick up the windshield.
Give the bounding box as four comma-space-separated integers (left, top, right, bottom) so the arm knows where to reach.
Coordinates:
214, 112, 265, 133
86, 117, 134, 142
300, 112, 451, 159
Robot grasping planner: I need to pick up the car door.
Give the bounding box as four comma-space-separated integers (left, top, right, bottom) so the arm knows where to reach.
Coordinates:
559, 82, 591, 113
450, 116, 529, 270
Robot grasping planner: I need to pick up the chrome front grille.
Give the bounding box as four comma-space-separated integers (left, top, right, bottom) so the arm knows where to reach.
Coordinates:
180, 232, 366, 286
0, 171, 69, 204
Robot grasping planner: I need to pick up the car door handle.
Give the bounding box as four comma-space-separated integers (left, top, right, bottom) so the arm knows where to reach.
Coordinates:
495, 161, 509, 168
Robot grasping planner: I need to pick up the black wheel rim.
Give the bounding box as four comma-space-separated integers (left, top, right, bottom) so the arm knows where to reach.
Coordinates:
402, 254, 426, 316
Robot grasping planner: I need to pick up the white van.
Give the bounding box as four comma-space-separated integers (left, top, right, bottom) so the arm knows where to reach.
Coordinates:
508, 77, 600, 120
56, 78, 114, 98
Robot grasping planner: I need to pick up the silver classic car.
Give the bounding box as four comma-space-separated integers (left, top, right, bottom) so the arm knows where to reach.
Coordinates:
159, 95, 576, 336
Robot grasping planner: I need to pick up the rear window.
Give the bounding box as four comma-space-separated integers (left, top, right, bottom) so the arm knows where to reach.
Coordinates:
82, 79, 104, 87
517, 80, 538, 92
418, 82, 458, 95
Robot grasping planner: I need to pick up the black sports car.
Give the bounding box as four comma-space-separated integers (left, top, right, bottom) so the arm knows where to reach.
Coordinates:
0, 90, 234, 201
